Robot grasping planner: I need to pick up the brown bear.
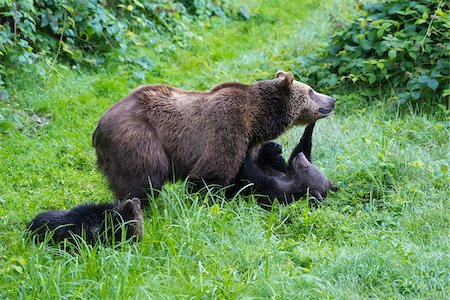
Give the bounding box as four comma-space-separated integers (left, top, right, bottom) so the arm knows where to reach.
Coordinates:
27, 198, 144, 245
92, 71, 336, 205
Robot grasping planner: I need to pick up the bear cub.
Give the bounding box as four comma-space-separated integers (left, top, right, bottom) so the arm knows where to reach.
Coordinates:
27, 198, 143, 245
230, 123, 338, 205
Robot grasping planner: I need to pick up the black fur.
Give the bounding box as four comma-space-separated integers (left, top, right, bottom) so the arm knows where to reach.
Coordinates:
230, 123, 338, 205
256, 142, 287, 173
27, 198, 143, 245
288, 122, 315, 164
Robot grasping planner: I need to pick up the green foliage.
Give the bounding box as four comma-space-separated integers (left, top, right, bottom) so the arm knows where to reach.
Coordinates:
0, 0, 236, 84
178, 0, 230, 17
1, 0, 450, 297
298, 0, 450, 107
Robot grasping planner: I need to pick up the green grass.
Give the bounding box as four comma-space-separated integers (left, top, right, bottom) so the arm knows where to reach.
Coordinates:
1, 0, 449, 298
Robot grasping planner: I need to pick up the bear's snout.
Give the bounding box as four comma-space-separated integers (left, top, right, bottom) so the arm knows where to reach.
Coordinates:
317, 95, 336, 116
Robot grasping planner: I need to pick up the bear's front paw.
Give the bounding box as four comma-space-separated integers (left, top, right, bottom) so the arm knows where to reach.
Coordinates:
260, 142, 283, 155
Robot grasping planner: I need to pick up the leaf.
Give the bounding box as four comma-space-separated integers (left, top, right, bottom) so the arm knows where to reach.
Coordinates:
388, 49, 397, 59
388, 4, 401, 15
338, 66, 347, 74
134, 0, 145, 9
360, 40, 372, 50
377, 29, 385, 38
417, 75, 429, 84
437, 105, 450, 115
443, 89, 450, 97
426, 78, 439, 90
11, 265, 23, 274
86, 22, 103, 36
411, 89, 421, 100
408, 51, 417, 60
436, 8, 445, 17
0, 89, 9, 100
441, 164, 448, 174
397, 93, 408, 105
415, 19, 426, 25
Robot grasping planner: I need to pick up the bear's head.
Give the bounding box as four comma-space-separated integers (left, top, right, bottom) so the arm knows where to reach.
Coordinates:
117, 197, 144, 241
276, 70, 336, 125
289, 152, 339, 200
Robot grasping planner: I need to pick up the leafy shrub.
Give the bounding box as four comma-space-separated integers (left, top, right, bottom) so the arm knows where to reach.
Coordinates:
0, 0, 236, 85
297, 0, 449, 108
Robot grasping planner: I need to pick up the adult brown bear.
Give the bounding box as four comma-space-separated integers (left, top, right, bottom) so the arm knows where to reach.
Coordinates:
93, 71, 335, 205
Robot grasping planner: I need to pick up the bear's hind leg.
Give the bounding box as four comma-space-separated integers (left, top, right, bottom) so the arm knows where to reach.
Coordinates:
97, 125, 170, 208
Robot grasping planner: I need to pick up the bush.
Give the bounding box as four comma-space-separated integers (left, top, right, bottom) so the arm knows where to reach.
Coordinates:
0, 0, 236, 86
297, 0, 449, 108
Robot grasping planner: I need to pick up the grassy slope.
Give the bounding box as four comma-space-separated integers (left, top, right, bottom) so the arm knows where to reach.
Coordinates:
1, 0, 449, 298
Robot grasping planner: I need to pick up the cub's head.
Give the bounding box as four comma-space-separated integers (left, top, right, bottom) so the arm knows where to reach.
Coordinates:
275, 70, 336, 125
117, 198, 144, 241
289, 152, 338, 200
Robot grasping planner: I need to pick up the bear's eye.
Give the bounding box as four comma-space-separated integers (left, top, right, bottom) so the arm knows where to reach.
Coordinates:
308, 89, 314, 96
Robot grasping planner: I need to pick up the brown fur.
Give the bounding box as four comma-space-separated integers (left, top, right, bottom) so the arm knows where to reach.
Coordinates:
92, 71, 336, 203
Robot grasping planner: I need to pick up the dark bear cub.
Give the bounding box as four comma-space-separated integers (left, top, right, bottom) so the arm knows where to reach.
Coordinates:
230, 123, 338, 205
27, 198, 143, 245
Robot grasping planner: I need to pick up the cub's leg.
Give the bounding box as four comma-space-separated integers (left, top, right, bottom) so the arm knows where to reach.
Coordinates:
288, 122, 315, 164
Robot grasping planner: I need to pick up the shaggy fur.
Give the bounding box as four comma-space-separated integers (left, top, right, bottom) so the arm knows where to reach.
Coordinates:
93, 71, 336, 204
230, 123, 339, 205
27, 198, 144, 245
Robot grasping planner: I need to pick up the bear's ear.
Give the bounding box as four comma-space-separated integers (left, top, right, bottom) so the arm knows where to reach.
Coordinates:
275, 70, 287, 78
275, 70, 294, 88
118, 198, 141, 220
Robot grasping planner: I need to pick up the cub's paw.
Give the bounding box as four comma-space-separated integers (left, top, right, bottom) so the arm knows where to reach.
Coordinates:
260, 142, 283, 156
